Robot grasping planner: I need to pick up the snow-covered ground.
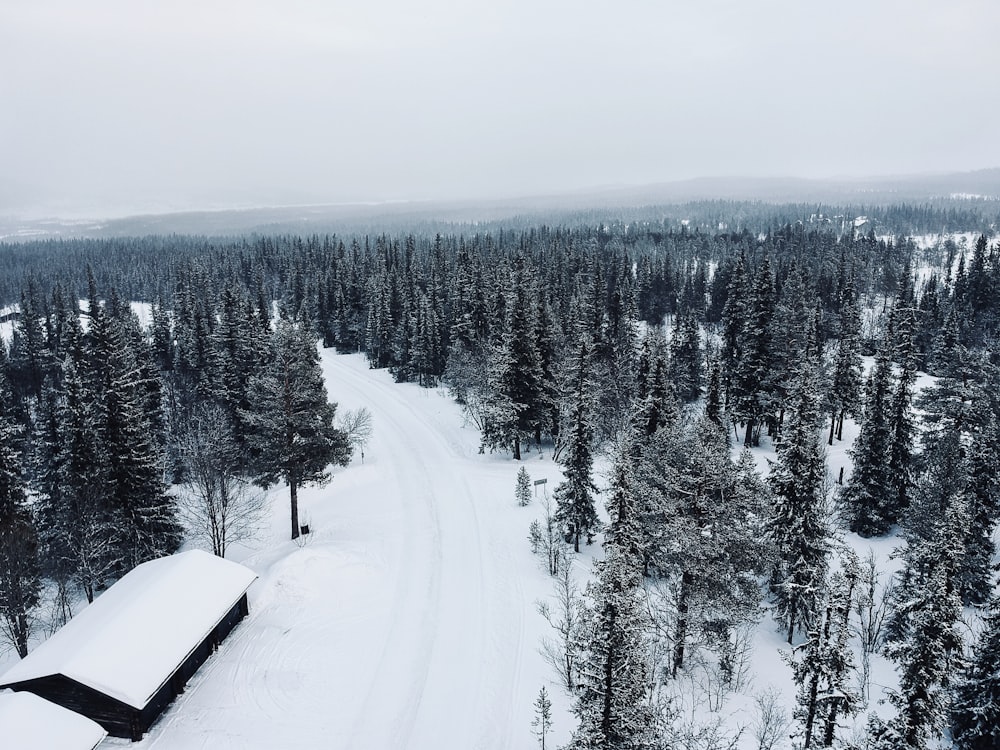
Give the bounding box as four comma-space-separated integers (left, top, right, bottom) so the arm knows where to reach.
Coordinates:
105, 350, 574, 750
0, 345, 968, 749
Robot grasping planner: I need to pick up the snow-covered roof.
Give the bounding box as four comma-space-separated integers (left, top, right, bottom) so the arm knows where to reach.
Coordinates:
0, 690, 106, 749
0, 550, 257, 710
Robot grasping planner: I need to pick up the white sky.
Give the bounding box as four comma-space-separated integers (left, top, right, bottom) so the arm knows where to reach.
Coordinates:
2, 0, 999, 217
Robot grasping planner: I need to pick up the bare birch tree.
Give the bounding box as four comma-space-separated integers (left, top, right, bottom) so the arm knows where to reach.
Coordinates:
176, 403, 266, 557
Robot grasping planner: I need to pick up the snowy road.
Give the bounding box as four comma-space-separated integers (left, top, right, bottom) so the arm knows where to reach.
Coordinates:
130, 351, 560, 750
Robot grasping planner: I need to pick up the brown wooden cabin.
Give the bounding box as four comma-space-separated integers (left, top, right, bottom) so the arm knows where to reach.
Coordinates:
0, 550, 256, 741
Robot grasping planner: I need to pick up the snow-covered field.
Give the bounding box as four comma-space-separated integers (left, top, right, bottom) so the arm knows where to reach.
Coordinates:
104, 350, 575, 749
0, 346, 961, 749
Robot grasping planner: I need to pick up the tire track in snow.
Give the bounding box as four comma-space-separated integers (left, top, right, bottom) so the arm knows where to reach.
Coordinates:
322, 353, 507, 750
328, 357, 445, 749
135, 352, 534, 749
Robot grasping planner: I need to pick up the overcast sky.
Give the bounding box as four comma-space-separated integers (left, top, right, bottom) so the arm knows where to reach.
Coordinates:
2, 1, 999, 218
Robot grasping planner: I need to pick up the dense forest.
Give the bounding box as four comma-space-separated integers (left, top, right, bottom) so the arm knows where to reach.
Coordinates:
1, 202, 999, 749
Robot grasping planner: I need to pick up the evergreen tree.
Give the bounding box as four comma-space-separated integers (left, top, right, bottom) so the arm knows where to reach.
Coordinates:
480, 339, 521, 457
479, 255, 547, 458
214, 283, 269, 432
668, 308, 702, 403
242, 319, 352, 540
704, 357, 723, 426
959, 418, 1000, 604
766, 267, 812, 431
603, 438, 644, 568
731, 256, 775, 446
568, 462, 656, 750
951, 594, 1000, 750
882, 465, 965, 749
635, 331, 677, 440
839, 349, 895, 536
828, 296, 863, 444
35, 360, 118, 602
786, 562, 859, 748
516, 465, 532, 507
719, 252, 748, 398
638, 417, 770, 674
532, 686, 554, 750
8, 282, 49, 401
554, 336, 599, 553
95, 314, 181, 571
768, 360, 831, 644
915, 347, 1000, 604
886, 308, 917, 525
0, 373, 40, 658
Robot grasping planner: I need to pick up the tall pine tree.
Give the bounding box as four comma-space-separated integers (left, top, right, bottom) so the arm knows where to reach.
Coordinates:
951, 593, 1000, 750
568, 444, 656, 750
242, 319, 352, 539
0, 371, 41, 657
768, 359, 831, 644
554, 335, 599, 553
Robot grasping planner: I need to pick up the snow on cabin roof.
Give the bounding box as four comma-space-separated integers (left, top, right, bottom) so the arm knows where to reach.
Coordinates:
0, 550, 257, 710
0, 690, 107, 749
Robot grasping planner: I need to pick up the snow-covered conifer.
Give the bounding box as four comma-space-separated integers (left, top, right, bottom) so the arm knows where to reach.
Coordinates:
554, 336, 599, 552
839, 348, 894, 536
516, 466, 533, 507
242, 318, 352, 540
568, 486, 656, 749
0, 372, 41, 657
951, 594, 1000, 750
786, 561, 859, 748
768, 358, 831, 644
532, 686, 553, 750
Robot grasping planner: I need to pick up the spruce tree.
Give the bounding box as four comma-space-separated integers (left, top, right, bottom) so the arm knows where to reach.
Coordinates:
668, 308, 702, 403
568, 454, 656, 750
731, 256, 775, 446
915, 348, 1000, 604
638, 417, 770, 674
635, 331, 677, 440
242, 319, 352, 540
719, 252, 748, 398
554, 336, 599, 553
96, 314, 181, 571
959, 419, 1000, 605
951, 594, 1000, 750
768, 359, 831, 644
839, 348, 894, 536
786, 563, 859, 748
766, 267, 812, 430
704, 357, 723, 426
39, 360, 118, 602
885, 308, 917, 526
882, 455, 966, 749
0, 372, 41, 658
532, 686, 554, 750
516, 466, 532, 507
828, 296, 863, 444
480, 339, 521, 457
479, 255, 547, 458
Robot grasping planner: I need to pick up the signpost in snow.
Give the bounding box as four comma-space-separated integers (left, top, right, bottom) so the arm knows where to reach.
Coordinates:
533, 477, 547, 497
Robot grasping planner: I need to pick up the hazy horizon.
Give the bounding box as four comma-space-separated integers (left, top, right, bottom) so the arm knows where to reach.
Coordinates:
4, 1, 1000, 219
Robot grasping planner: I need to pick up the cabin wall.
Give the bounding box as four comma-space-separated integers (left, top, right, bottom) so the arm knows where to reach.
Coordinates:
138, 593, 251, 738
2, 676, 140, 739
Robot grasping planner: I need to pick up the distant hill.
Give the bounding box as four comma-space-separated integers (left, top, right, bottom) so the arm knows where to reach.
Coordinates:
2, 168, 998, 240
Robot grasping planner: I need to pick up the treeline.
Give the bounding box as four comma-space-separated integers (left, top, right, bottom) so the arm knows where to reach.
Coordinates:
1, 218, 999, 748
0, 269, 350, 659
